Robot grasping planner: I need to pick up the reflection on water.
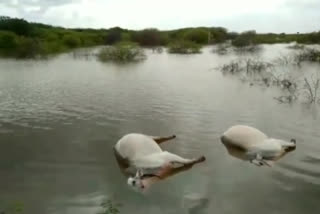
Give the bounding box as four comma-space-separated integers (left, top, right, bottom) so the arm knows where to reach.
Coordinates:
0, 45, 319, 214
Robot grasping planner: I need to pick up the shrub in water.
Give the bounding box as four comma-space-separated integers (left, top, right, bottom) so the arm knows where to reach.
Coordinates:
232, 30, 257, 47
98, 42, 146, 62
168, 40, 202, 54
16, 37, 42, 58
294, 48, 320, 63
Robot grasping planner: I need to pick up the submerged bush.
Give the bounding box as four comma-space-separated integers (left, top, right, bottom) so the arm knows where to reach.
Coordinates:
233, 44, 262, 53
212, 43, 231, 55
232, 30, 257, 47
151, 46, 163, 53
220, 60, 242, 74
168, 40, 202, 54
272, 48, 320, 67
15, 37, 42, 58
97, 199, 122, 214
303, 75, 320, 103
287, 43, 305, 50
294, 48, 320, 63
98, 42, 146, 62
218, 55, 320, 104
219, 58, 274, 76
273, 54, 295, 66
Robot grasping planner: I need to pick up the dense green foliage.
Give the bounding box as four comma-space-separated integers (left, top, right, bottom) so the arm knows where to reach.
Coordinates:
0, 16, 34, 36
0, 16, 107, 58
183, 28, 208, 44
296, 32, 320, 44
132, 28, 168, 46
0, 16, 319, 58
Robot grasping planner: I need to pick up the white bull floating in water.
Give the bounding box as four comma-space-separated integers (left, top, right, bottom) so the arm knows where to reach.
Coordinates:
114, 133, 206, 191
220, 125, 296, 166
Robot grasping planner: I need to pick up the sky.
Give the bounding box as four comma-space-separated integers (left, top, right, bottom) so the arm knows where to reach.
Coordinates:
0, 0, 319, 33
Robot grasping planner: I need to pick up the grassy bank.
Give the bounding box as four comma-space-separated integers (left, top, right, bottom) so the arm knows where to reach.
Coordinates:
0, 16, 319, 58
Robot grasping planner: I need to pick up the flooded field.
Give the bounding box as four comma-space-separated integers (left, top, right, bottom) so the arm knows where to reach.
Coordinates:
0, 44, 319, 214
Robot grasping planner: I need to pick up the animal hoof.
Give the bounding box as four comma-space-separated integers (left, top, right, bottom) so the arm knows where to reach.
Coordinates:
290, 138, 296, 144
171, 135, 176, 138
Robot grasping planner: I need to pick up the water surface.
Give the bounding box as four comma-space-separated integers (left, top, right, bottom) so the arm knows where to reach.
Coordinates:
0, 45, 319, 214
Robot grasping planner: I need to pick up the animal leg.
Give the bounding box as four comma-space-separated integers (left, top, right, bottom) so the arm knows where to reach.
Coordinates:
154, 156, 206, 179
250, 154, 272, 167
169, 155, 206, 168
250, 160, 263, 167
151, 135, 176, 144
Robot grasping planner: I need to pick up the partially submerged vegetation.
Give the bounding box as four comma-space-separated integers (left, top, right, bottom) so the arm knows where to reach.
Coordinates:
287, 43, 305, 50
168, 40, 202, 54
272, 48, 320, 67
231, 30, 257, 47
98, 42, 146, 62
303, 75, 320, 103
97, 199, 122, 214
0, 199, 122, 214
0, 16, 320, 59
219, 58, 274, 76
212, 43, 231, 55
218, 54, 320, 104
295, 48, 320, 63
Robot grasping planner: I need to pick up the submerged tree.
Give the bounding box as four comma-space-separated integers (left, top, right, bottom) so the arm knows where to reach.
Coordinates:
232, 30, 257, 47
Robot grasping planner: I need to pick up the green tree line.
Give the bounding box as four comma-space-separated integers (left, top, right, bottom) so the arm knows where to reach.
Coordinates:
0, 16, 319, 58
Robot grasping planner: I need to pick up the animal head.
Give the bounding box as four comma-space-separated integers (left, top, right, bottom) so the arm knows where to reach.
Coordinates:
290, 138, 296, 144
285, 138, 297, 152
127, 169, 146, 191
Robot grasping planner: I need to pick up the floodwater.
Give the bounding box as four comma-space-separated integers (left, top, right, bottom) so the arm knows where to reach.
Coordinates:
0, 44, 319, 214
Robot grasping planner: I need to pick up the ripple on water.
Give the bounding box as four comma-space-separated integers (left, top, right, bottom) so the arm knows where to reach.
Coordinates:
273, 160, 320, 187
